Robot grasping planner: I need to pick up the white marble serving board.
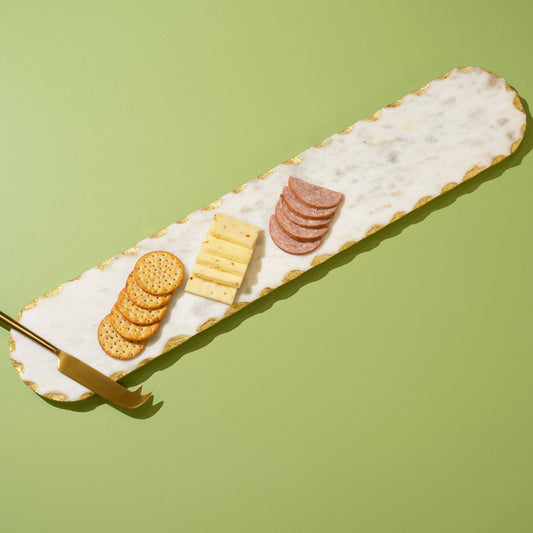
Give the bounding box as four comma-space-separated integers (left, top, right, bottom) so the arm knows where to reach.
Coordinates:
9, 67, 526, 401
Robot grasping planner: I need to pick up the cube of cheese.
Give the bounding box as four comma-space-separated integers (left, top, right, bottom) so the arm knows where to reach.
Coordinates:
193, 264, 242, 289
202, 235, 253, 264
195, 249, 248, 276
210, 213, 261, 248
185, 275, 237, 305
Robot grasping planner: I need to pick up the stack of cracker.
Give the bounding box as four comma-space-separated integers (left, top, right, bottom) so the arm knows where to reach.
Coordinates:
98, 251, 184, 359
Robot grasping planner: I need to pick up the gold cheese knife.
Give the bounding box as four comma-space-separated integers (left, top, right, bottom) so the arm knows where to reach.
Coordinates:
1, 309, 151, 409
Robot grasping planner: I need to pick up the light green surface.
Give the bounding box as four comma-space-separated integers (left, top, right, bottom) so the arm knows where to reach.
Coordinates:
1, 1, 532, 532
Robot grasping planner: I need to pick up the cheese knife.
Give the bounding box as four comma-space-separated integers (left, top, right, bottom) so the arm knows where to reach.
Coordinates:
1, 309, 151, 409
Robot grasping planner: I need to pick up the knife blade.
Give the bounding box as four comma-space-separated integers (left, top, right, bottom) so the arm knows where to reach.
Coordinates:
1, 309, 151, 409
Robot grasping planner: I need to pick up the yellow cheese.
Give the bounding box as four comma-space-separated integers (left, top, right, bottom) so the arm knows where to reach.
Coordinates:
187, 213, 261, 305
195, 249, 248, 276
184, 275, 237, 305
210, 212, 261, 248
202, 235, 253, 264
193, 264, 242, 289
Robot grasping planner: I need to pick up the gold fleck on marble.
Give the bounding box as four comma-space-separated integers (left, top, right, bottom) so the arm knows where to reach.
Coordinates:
257, 169, 275, 180
11, 358, 23, 377
122, 245, 139, 255
110, 370, 127, 381
197, 317, 218, 332
311, 254, 333, 267
150, 228, 168, 239
177, 215, 191, 224
390, 211, 406, 223
413, 195, 434, 209
69, 274, 82, 282
24, 380, 38, 392
511, 129, 525, 153
97, 258, 113, 270
43, 285, 64, 299
462, 165, 485, 182
79, 391, 94, 400
283, 270, 304, 283
43, 392, 68, 401
314, 140, 328, 148
17, 299, 39, 321
457, 66, 472, 73
283, 155, 302, 165
23, 299, 39, 312
386, 98, 403, 108
339, 241, 356, 252
163, 335, 191, 353
224, 302, 249, 318
365, 109, 382, 122
366, 224, 384, 237
233, 183, 247, 194
201, 198, 223, 211
513, 94, 525, 113
414, 84, 429, 96
338, 125, 355, 135
164, 335, 190, 352
8, 334, 16, 354
260, 287, 273, 297
441, 182, 458, 194
135, 357, 154, 369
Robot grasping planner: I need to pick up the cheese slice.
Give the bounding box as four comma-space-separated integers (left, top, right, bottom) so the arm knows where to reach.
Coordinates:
187, 213, 260, 304
195, 249, 248, 276
210, 213, 261, 248
192, 264, 242, 288
185, 275, 237, 305
202, 235, 253, 264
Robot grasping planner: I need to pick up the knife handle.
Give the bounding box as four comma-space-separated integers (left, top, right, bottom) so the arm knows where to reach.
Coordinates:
0, 309, 60, 355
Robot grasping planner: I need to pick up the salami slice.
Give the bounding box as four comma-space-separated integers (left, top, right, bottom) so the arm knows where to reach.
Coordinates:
288, 177, 343, 209
269, 216, 322, 255
282, 187, 337, 220
275, 199, 329, 242
279, 197, 332, 228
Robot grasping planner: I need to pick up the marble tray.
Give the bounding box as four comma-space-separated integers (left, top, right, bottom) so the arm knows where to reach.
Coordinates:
8, 66, 526, 402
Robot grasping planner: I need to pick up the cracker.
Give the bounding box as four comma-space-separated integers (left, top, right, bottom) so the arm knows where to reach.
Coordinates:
133, 251, 184, 296
97, 315, 145, 360
125, 272, 173, 309
117, 288, 168, 326
109, 305, 160, 341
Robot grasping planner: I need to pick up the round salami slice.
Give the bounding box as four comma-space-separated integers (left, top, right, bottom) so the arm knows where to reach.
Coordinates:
269, 216, 322, 255
275, 199, 329, 242
282, 187, 337, 220
288, 176, 344, 209
279, 196, 332, 228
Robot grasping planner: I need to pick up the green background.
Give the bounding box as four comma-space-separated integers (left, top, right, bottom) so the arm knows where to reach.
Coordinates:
1, 1, 532, 531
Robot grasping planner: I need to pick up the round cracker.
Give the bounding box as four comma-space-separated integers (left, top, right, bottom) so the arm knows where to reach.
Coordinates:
133, 251, 184, 296
117, 288, 168, 326
110, 305, 160, 341
98, 315, 145, 360
125, 272, 173, 309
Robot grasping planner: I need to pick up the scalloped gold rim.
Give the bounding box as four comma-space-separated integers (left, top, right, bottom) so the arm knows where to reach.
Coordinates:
283, 155, 302, 165
319, 66, 525, 151
10, 66, 526, 402
150, 228, 169, 239
201, 198, 223, 211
